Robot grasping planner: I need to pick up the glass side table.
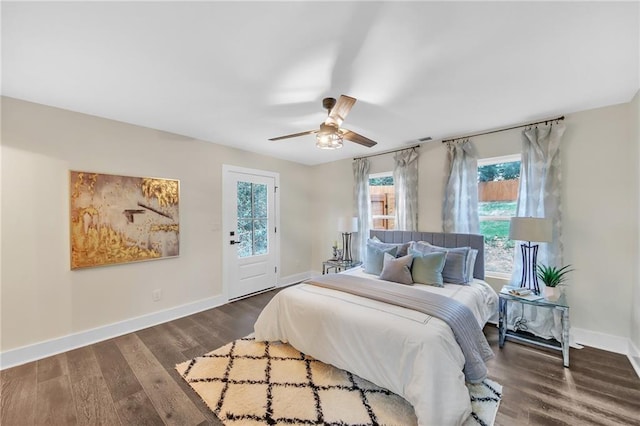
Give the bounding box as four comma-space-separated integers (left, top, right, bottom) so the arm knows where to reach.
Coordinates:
498, 290, 570, 367
322, 260, 362, 274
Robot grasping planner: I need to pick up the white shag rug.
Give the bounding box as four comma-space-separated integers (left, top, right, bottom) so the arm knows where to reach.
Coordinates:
176, 336, 502, 425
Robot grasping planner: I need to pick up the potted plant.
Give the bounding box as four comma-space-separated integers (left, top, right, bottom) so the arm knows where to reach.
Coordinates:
537, 264, 574, 299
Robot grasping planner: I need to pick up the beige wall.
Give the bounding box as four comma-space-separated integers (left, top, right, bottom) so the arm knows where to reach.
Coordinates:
312, 100, 639, 341
2, 93, 638, 358
310, 158, 354, 269
562, 102, 637, 338
0, 97, 312, 352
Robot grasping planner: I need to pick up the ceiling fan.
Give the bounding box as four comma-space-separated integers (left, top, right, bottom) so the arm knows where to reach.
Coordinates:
269, 95, 377, 150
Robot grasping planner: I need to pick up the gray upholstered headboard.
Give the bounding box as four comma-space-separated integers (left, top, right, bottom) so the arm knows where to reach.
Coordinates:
369, 230, 485, 280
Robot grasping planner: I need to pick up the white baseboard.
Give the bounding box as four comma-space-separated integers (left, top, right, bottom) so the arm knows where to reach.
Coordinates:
0, 294, 227, 370
629, 340, 640, 379
5, 283, 638, 380
278, 271, 315, 287
572, 327, 631, 354
572, 327, 640, 378
1, 271, 318, 370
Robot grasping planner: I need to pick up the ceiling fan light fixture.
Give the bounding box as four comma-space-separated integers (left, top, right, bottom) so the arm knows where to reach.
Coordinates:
316, 123, 343, 150
270, 95, 376, 149
316, 131, 343, 150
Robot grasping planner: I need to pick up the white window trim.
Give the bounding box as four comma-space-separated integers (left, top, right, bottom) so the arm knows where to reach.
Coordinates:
477, 153, 521, 167
485, 271, 513, 280
369, 171, 393, 179
372, 214, 395, 220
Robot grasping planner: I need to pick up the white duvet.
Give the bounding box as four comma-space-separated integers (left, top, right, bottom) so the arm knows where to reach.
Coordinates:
254, 268, 498, 426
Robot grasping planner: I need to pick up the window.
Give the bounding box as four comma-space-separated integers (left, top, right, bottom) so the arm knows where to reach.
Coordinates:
477, 154, 521, 276
237, 181, 268, 258
369, 172, 395, 230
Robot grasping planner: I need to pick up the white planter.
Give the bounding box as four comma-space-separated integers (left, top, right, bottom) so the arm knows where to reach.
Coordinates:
544, 286, 559, 300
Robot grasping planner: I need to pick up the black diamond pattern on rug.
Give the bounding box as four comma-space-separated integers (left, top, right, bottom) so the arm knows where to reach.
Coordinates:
176, 336, 501, 426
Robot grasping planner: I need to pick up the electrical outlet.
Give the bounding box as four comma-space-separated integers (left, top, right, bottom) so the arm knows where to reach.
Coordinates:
152, 289, 162, 302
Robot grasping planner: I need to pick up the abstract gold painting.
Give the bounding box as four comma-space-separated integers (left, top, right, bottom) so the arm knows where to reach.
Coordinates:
70, 171, 180, 269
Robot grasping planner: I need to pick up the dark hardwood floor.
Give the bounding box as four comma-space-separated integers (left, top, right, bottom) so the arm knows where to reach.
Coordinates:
2, 288, 639, 425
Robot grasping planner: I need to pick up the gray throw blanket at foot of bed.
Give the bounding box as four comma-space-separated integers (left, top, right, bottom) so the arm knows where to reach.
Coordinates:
307, 274, 494, 383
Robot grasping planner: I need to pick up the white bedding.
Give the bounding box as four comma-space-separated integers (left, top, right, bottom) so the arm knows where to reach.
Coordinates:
254, 267, 498, 426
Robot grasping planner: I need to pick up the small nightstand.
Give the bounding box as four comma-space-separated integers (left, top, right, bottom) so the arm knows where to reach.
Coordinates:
498, 290, 570, 367
322, 260, 362, 274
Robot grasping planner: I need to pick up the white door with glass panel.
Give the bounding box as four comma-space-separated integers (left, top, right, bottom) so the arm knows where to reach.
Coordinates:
222, 165, 279, 300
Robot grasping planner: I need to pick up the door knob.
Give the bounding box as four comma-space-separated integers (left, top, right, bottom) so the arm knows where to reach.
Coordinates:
229, 240, 241, 245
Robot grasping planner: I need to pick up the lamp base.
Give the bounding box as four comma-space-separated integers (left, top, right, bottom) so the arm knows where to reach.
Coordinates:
519, 242, 541, 295
342, 232, 353, 263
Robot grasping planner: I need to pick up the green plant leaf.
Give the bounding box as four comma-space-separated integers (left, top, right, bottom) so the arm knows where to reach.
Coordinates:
536, 264, 574, 287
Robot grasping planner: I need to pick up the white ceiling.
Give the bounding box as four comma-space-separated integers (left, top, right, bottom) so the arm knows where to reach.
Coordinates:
2, 1, 638, 165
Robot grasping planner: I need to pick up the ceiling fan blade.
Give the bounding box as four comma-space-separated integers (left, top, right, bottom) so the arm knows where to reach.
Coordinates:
341, 129, 377, 148
269, 130, 318, 141
327, 95, 356, 126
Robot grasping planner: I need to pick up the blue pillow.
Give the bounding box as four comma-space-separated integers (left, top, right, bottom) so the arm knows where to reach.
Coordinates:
411, 242, 472, 285
364, 243, 398, 275
369, 237, 412, 258
440, 249, 470, 285
410, 249, 447, 287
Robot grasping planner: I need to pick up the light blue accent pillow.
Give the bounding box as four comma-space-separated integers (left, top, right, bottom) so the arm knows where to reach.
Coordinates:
411, 241, 472, 285
380, 253, 414, 285
364, 244, 398, 275
440, 249, 470, 285
369, 237, 412, 258
410, 249, 447, 287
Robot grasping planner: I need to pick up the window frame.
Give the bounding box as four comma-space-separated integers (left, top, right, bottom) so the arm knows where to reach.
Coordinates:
477, 154, 521, 279
369, 171, 396, 230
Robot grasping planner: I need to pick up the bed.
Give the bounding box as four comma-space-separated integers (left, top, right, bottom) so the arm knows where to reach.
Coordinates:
254, 231, 498, 425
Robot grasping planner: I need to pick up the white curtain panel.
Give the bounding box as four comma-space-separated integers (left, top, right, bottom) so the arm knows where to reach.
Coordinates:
511, 122, 566, 284
508, 122, 566, 341
353, 158, 371, 262
443, 139, 479, 233
393, 148, 419, 231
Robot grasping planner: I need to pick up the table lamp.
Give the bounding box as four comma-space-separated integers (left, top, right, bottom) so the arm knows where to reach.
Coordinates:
509, 217, 552, 295
338, 217, 358, 263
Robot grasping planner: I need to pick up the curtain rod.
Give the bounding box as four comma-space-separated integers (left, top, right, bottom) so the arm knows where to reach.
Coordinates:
441, 115, 565, 144
353, 144, 420, 161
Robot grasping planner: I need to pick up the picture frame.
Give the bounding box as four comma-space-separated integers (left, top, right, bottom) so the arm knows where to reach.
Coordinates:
69, 170, 180, 269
